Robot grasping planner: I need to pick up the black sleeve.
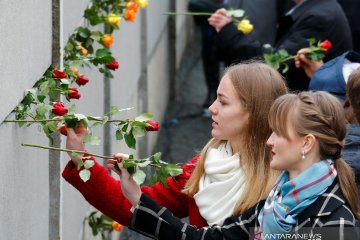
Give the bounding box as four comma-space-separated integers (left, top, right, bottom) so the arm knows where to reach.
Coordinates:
129, 193, 263, 240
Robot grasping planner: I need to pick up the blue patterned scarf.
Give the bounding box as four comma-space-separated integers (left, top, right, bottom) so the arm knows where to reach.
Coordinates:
257, 160, 337, 239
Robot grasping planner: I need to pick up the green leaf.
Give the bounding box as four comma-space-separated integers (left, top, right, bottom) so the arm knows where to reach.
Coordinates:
132, 169, 146, 185
150, 152, 162, 164
135, 113, 153, 122
96, 48, 111, 58
110, 106, 119, 116
91, 121, 103, 128
132, 126, 146, 137
149, 173, 158, 186
68, 104, 76, 114
115, 130, 123, 140
84, 160, 95, 169
136, 160, 151, 168
164, 164, 183, 177
22, 90, 35, 105
227, 9, 245, 18
79, 169, 91, 182
124, 133, 136, 149
77, 158, 83, 170
102, 116, 109, 125
76, 26, 91, 39
36, 103, 52, 119
123, 160, 137, 168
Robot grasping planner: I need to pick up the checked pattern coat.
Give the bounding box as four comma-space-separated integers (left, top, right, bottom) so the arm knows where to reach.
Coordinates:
129, 179, 358, 240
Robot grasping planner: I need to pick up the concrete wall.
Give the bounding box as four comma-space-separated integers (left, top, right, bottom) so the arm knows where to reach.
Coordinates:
0, 0, 191, 239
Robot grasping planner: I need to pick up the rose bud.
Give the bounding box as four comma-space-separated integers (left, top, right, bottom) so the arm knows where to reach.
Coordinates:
70, 67, 79, 75
145, 121, 160, 131
106, 60, 119, 70
52, 102, 68, 116
320, 40, 332, 53
68, 88, 81, 99
76, 75, 89, 86
58, 125, 68, 136
112, 221, 123, 231
53, 69, 67, 79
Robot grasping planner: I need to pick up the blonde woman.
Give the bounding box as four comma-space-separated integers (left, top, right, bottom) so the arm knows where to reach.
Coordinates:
119, 91, 359, 239
63, 62, 287, 227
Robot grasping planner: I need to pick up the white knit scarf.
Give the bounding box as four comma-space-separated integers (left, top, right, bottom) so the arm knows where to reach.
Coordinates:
194, 142, 246, 225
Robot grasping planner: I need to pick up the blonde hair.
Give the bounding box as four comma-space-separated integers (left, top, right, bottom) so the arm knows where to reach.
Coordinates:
184, 62, 288, 214
268, 91, 360, 219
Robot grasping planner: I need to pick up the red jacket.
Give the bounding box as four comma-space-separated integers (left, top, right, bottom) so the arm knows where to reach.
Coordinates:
62, 155, 208, 228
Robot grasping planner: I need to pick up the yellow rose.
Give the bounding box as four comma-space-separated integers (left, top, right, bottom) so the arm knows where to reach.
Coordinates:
237, 19, 253, 35
106, 13, 121, 26
137, 0, 149, 8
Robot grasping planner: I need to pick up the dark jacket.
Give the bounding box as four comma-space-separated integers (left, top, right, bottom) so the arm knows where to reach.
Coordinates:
216, 0, 352, 91
309, 51, 360, 101
343, 124, 360, 200
129, 179, 357, 240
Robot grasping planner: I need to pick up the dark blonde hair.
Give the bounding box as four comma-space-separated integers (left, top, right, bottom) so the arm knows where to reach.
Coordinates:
184, 62, 288, 214
268, 91, 360, 219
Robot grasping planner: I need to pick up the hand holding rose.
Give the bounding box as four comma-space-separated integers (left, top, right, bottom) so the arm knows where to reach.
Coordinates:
107, 153, 142, 206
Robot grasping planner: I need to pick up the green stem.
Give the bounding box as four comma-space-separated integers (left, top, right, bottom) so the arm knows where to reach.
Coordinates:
3, 118, 126, 123
165, 11, 212, 16
21, 143, 165, 168
21, 143, 115, 159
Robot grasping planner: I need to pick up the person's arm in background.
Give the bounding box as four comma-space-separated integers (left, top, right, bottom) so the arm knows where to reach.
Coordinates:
294, 47, 324, 78
62, 124, 199, 226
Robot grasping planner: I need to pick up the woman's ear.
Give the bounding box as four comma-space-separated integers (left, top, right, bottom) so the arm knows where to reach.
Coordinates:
302, 134, 317, 154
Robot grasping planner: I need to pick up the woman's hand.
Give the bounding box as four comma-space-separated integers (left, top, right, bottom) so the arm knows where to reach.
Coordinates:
295, 48, 324, 78
208, 8, 232, 32
107, 153, 142, 206
66, 122, 88, 165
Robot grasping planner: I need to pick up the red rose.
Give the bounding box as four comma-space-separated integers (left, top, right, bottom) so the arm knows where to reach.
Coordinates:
76, 75, 89, 86
58, 125, 68, 136
53, 69, 67, 79
52, 102, 68, 116
145, 121, 160, 131
106, 60, 119, 70
320, 40, 332, 52
68, 88, 81, 99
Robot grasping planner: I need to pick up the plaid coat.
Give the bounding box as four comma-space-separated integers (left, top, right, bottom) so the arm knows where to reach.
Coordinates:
129, 179, 358, 240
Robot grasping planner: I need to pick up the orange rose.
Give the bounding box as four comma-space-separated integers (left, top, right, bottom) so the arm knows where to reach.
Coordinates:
124, 9, 136, 22
112, 221, 123, 231
127, 1, 139, 13
102, 34, 114, 48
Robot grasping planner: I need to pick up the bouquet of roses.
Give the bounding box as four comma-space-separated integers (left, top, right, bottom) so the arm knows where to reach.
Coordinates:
263, 38, 332, 73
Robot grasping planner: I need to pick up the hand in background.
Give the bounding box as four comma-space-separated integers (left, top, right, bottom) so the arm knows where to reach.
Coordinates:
66, 122, 88, 164
208, 8, 232, 32
107, 153, 142, 206
295, 48, 324, 78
